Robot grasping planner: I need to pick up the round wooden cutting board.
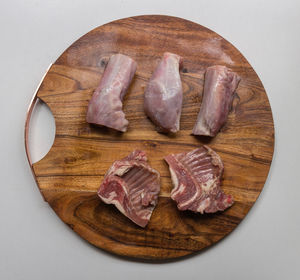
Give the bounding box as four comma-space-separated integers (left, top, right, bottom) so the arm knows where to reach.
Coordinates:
25, 15, 274, 260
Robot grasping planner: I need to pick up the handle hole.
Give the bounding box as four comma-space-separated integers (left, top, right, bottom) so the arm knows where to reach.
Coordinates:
28, 98, 56, 163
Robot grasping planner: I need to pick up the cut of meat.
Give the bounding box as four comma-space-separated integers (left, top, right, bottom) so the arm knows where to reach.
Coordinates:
144, 52, 183, 133
192, 65, 241, 137
98, 150, 160, 227
86, 54, 137, 132
164, 146, 234, 214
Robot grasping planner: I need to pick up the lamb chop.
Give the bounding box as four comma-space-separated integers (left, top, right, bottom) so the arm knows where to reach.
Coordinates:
98, 150, 160, 227
165, 146, 233, 214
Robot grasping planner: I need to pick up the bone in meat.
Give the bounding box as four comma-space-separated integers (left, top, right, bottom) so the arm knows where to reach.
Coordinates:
165, 146, 234, 214
98, 150, 160, 227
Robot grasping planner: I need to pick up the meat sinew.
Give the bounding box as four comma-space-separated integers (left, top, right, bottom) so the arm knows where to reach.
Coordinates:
144, 52, 183, 133
86, 54, 137, 132
164, 146, 233, 214
98, 150, 160, 227
192, 65, 241, 137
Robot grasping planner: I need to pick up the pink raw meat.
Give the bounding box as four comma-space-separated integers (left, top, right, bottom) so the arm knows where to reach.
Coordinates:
144, 52, 183, 133
165, 146, 233, 214
192, 65, 241, 137
86, 54, 137, 132
98, 150, 160, 227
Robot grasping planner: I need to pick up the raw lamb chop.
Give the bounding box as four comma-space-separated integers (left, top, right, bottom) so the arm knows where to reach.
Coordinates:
192, 65, 241, 137
144, 52, 183, 133
86, 54, 137, 132
164, 146, 233, 214
98, 150, 160, 227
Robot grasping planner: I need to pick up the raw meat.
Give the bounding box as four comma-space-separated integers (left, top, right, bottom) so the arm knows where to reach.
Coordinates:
144, 52, 183, 133
164, 146, 233, 214
98, 150, 160, 227
192, 65, 241, 137
86, 54, 137, 132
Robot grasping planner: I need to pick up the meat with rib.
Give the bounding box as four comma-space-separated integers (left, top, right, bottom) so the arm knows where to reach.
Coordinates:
192, 65, 241, 137
164, 146, 233, 214
144, 52, 183, 133
86, 54, 137, 132
98, 150, 160, 227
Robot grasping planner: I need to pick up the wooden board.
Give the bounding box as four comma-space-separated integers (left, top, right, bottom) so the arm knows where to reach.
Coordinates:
25, 15, 274, 260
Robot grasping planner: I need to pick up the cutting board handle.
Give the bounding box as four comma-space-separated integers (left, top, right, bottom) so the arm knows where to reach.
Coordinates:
24, 64, 52, 199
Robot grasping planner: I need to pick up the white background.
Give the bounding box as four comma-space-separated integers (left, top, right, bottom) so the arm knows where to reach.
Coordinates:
1, 0, 300, 279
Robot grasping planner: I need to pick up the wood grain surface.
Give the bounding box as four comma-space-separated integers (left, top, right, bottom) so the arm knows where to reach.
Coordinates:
28, 15, 274, 260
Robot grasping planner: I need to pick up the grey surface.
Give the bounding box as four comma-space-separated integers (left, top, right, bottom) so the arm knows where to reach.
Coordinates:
1, 0, 300, 279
